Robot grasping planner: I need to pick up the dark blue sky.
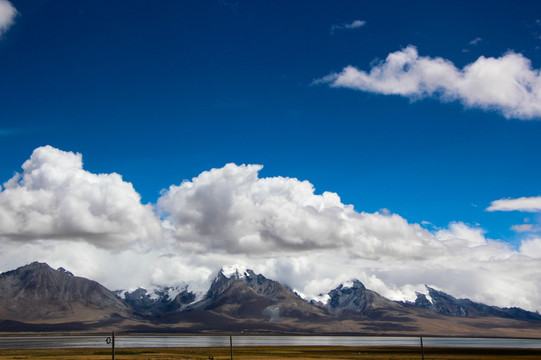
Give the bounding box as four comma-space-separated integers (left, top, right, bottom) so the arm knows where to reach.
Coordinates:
1, 0, 541, 244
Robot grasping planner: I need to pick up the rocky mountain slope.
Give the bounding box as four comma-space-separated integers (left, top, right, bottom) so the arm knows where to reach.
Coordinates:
0, 262, 132, 324
186, 266, 329, 321
1, 262, 541, 336
409, 286, 541, 320
325, 280, 405, 315
118, 266, 332, 332
117, 286, 196, 316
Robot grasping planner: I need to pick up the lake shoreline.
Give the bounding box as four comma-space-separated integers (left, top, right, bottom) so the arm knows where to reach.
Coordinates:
1, 331, 541, 339
1, 334, 541, 350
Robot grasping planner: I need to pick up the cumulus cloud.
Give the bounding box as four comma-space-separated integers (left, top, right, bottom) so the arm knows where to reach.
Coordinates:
0, 146, 162, 250
154, 163, 541, 310
435, 221, 488, 247
520, 238, 541, 258
158, 163, 442, 259
330, 19, 366, 34
487, 196, 541, 212
2, 149, 541, 311
0, 0, 17, 36
316, 45, 541, 120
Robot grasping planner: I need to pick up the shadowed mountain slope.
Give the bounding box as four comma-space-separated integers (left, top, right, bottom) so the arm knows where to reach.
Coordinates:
410, 286, 541, 320
0, 262, 131, 324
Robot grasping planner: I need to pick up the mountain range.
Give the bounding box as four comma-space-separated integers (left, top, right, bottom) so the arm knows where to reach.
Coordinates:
1, 262, 541, 337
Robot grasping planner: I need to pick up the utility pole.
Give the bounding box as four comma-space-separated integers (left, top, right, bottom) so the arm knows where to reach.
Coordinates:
420, 336, 425, 360
106, 331, 115, 360
230, 335, 233, 360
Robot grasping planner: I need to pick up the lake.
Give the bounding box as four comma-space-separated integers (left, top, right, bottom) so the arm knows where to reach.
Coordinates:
0, 335, 540, 349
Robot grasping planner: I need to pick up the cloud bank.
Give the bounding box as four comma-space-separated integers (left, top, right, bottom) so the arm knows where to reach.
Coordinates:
317, 45, 541, 120
0, 0, 17, 36
2, 146, 541, 311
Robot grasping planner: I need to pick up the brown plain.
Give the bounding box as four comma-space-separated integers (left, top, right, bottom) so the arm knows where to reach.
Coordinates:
1, 346, 541, 360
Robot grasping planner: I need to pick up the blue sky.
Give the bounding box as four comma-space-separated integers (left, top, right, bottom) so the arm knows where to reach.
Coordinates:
2, 0, 540, 240
1, 1, 541, 309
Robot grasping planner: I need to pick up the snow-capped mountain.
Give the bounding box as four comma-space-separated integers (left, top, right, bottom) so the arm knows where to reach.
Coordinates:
325, 279, 404, 315
206, 265, 288, 301
184, 265, 329, 323
409, 286, 541, 320
2, 262, 541, 336
118, 285, 197, 316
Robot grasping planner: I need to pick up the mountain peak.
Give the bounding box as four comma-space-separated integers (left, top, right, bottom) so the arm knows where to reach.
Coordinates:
23, 261, 52, 271
220, 264, 251, 279
57, 267, 74, 276
206, 265, 261, 300
327, 279, 368, 312
340, 279, 365, 290
119, 285, 196, 315
326, 279, 402, 315
1, 261, 54, 279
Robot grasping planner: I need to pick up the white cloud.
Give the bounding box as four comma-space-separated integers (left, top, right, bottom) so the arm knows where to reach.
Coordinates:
488, 197, 541, 236
2, 149, 541, 312
0, 146, 162, 250
316, 45, 541, 120
520, 238, 541, 258
0, 0, 17, 36
157, 163, 443, 259
511, 224, 534, 233
155, 163, 541, 311
487, 196, 541, 212
330, 19, 366, 34
435, 221, 488, 247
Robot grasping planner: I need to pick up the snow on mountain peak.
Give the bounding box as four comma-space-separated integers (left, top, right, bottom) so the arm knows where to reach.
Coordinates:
424, 291, 434, 304
221, 264, 248, 279
313, 293, 331, 304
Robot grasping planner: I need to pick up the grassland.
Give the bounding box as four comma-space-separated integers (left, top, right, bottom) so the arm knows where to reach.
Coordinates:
1, 346, 541, 360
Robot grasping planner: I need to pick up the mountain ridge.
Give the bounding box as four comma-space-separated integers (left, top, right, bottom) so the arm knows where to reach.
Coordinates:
406, 285, 541, 321
1, 262, 541, 336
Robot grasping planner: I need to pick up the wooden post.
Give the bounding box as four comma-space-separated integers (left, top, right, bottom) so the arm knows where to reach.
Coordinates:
230, 335, 233, 360
420, 336, 424, 360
